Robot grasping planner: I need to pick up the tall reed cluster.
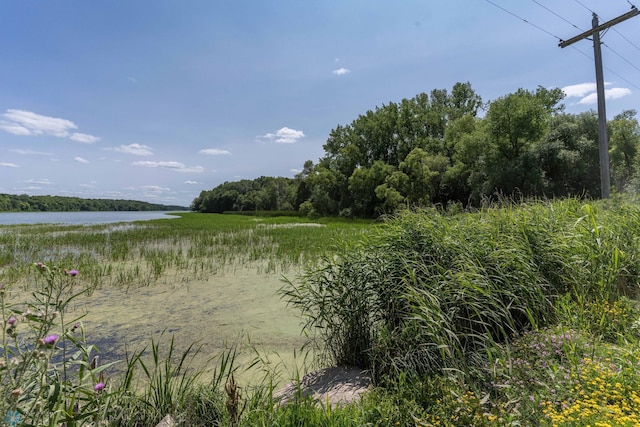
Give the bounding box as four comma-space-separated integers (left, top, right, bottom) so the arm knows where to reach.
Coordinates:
282, 198, 640, 381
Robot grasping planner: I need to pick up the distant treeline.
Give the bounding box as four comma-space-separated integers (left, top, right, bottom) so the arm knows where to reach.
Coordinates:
0, 194, 187, 212
192, 82, 640, 218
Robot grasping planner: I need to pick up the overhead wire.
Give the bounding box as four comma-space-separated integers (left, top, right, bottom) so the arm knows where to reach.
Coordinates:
602, 42, 640, 74
574, 0, 597, 15
612, 28, 640, 52
527, 0, 640, 89
530, 0, 583, 31
576, 41, 640, 90
484, 0, 640, 90
483, 0, 563, 42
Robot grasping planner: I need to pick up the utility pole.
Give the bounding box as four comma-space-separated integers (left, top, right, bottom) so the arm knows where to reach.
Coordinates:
559, 6, 639, 199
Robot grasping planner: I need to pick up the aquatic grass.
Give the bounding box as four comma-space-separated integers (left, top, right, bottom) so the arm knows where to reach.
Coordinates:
0, 213, 369, 293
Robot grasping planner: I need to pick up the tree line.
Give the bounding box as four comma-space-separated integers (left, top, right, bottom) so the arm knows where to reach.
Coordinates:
191, 82, 640, 217
0, 194, 187, 212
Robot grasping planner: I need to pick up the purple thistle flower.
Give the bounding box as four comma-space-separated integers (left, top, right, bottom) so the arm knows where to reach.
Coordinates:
68, 269, 79, 277
43, 334, 58, 345
94, 382, 105, 392
6, 317, 17, 326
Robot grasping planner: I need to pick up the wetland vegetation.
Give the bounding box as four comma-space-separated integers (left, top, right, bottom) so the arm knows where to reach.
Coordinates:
3, 199, 640, 426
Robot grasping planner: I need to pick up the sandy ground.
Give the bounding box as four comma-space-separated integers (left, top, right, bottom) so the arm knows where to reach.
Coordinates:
273, 366, 371, 407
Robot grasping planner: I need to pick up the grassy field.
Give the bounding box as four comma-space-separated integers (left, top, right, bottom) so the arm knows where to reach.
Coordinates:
3, 200, 640, 426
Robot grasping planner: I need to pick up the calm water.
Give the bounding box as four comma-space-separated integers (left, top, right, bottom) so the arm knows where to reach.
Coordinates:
0, 211, 182, 226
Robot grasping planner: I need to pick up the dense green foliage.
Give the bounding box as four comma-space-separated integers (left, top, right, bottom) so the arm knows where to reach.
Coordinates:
0, 193, 187, 212
4, 200, 640, 425
193, 82, 640, 218
190, 176, 298, 213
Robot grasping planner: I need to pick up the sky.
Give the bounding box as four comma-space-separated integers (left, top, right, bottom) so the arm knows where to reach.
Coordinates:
1, 1, 639, 208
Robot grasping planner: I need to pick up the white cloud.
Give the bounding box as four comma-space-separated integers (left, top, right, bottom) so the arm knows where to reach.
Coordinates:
577, 87, 632, 105
70, 132, 101, 144
9, 148, 52, 155
131, 160, 204, 173
562, 82, 631, 105
74, 157, 90, 164
257, 127, 305, 144
561, 82, 600, 98
0, 162, 19, 168
141, 185, 170, 193
1, 109, 76, 137
200, 148, 231, 155
332, 67, 350, 76
0, 109, 100, 142
110, 143, 154, 156
184, 180, 199, 185
24, 179, 53, 185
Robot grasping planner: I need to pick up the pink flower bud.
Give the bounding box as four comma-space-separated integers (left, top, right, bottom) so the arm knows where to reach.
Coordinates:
42, 334, 58, 345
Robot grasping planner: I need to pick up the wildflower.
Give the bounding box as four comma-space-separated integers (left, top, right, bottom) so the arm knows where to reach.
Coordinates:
94, 382, 105, 392
68, 269, 79, 276
6, 317, 17, 326
40, 334, 58, 346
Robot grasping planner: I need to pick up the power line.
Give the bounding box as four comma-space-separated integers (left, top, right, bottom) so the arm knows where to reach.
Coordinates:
484, 0, 563, 41
530, 0, 583, 31
574, 0, 596, 15
570, 44, 640, 91
612, 27, 640, 52
483, 0, 640, 90
602, 42, 640, 74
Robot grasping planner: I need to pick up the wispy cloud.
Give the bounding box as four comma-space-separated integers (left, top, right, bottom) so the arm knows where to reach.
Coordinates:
70, 133, 101, 144
332, 67, 350, 76
0, 109, 100, 143
109, 143, 154, 156
256, 127, 305, 144
74, 157, 90, 164
578, 88, 632, 105
141, 185, 170, 193
0, 162, 19, 168
9, 148, 52, 156
184, 180, 199, 185
562, 82, 631, 105
199, 148, 231, 155
131, 160, 204, 173
562, 82, 599, 98
23, 179, 53, 185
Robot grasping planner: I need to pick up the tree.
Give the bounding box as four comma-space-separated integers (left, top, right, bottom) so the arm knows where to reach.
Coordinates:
609, 110, 640, 192
486, 87, 564, 160
483, 87, 565, 196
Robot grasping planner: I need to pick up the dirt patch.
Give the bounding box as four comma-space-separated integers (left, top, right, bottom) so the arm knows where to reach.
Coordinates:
273, 366, 371, 407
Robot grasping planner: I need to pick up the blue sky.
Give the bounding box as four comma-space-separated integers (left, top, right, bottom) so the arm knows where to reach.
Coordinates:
1, 1, 639, 207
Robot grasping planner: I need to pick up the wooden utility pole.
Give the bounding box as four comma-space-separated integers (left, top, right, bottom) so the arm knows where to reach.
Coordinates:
559, 6, 639, 199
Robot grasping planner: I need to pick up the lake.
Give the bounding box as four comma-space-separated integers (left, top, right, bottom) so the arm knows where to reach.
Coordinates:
0, 211, 182, 226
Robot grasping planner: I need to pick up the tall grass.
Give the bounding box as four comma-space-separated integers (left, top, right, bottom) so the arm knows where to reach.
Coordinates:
5, 202, 640, 425
282, 198, 640, 382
